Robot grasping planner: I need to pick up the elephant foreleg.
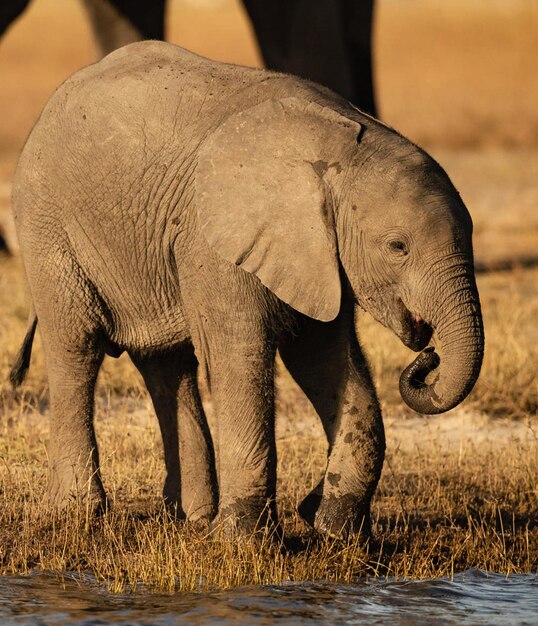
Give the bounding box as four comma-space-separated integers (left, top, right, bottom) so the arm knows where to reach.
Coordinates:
208, 344, 278, 534
279, 305, 385, 537
132, 347, 217, 521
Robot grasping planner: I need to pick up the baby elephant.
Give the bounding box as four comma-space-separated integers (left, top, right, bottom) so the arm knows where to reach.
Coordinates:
11, 41, 483, 537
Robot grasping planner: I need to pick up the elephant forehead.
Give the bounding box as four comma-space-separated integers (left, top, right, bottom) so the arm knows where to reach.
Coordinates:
394, 200, 468, 235
348, 158, 469, 233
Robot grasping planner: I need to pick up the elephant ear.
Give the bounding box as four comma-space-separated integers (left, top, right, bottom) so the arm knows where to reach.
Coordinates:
196, 96, 361, 322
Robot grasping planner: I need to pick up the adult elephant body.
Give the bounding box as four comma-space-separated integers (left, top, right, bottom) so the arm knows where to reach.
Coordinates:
11, 42, 483, 536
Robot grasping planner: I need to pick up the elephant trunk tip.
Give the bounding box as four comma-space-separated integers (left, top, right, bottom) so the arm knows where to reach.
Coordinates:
399, 347, 447, 415
399, 344, 483, 415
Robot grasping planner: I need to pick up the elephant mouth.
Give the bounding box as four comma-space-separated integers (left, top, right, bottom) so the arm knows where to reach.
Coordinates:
398, 299, 433, 352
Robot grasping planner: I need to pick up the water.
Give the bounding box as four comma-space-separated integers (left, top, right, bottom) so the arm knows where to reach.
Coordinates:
0, 569, 536, 625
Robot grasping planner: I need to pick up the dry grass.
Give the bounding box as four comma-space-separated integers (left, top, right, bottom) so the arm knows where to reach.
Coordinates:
1, 255, 536, 590
1, 398, 537, 591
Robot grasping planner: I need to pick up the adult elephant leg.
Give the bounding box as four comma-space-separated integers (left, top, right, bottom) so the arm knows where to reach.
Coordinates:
0, 0, 31, 37
242, 0, 377, 116
342, 0, 377, 117
243, 0, 351, 101
208, 340, 278, 534
81, 0, 166, 57
132, 347, 217, 521
41, 332, 107, 511
21, 239, 109, 511
279, 304, 385, 537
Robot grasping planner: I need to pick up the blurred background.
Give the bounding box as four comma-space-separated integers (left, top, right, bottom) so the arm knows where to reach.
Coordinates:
1, 0, 538, 148
0, 0, 537, 267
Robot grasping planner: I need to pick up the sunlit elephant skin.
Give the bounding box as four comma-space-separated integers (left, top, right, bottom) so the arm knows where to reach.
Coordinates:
10, 42, 483, 537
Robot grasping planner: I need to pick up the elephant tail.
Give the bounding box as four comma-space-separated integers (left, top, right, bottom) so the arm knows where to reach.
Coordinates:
10, 306, 37, 389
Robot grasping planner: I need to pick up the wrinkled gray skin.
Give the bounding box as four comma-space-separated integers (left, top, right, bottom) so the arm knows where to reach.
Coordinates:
11, 41, 483, 536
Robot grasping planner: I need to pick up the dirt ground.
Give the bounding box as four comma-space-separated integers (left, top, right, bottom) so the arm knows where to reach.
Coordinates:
0, 0, 536, 586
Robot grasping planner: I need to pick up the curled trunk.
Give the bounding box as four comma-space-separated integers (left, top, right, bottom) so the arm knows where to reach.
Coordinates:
399, 269, 484, 414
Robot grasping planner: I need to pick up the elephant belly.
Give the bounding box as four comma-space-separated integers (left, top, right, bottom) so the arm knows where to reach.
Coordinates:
94, 276, 190, 352
104, 297, 191, 354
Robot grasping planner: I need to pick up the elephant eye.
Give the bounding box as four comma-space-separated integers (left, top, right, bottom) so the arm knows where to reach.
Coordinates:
388, 240, 408, 255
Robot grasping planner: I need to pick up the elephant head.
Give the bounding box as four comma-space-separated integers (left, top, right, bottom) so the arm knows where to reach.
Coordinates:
196, 96, 483, 415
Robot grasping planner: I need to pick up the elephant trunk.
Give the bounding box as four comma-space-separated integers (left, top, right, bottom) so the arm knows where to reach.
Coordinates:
399, 265, 484, 414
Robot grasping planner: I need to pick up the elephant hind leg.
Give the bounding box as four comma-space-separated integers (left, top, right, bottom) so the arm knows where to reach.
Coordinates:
132, 347, 217, 521
40, 331, 107, 512
81, 0, 166, 58
25, 248, 109, 512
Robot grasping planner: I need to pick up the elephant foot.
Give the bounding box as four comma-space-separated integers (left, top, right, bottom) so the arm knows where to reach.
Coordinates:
48, 467, 107, 516
48, 484, 108, 518
210, 497, 281, 539
180, 485, 218, 523
298, 491, 372, 539
185, 500, 216, 523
